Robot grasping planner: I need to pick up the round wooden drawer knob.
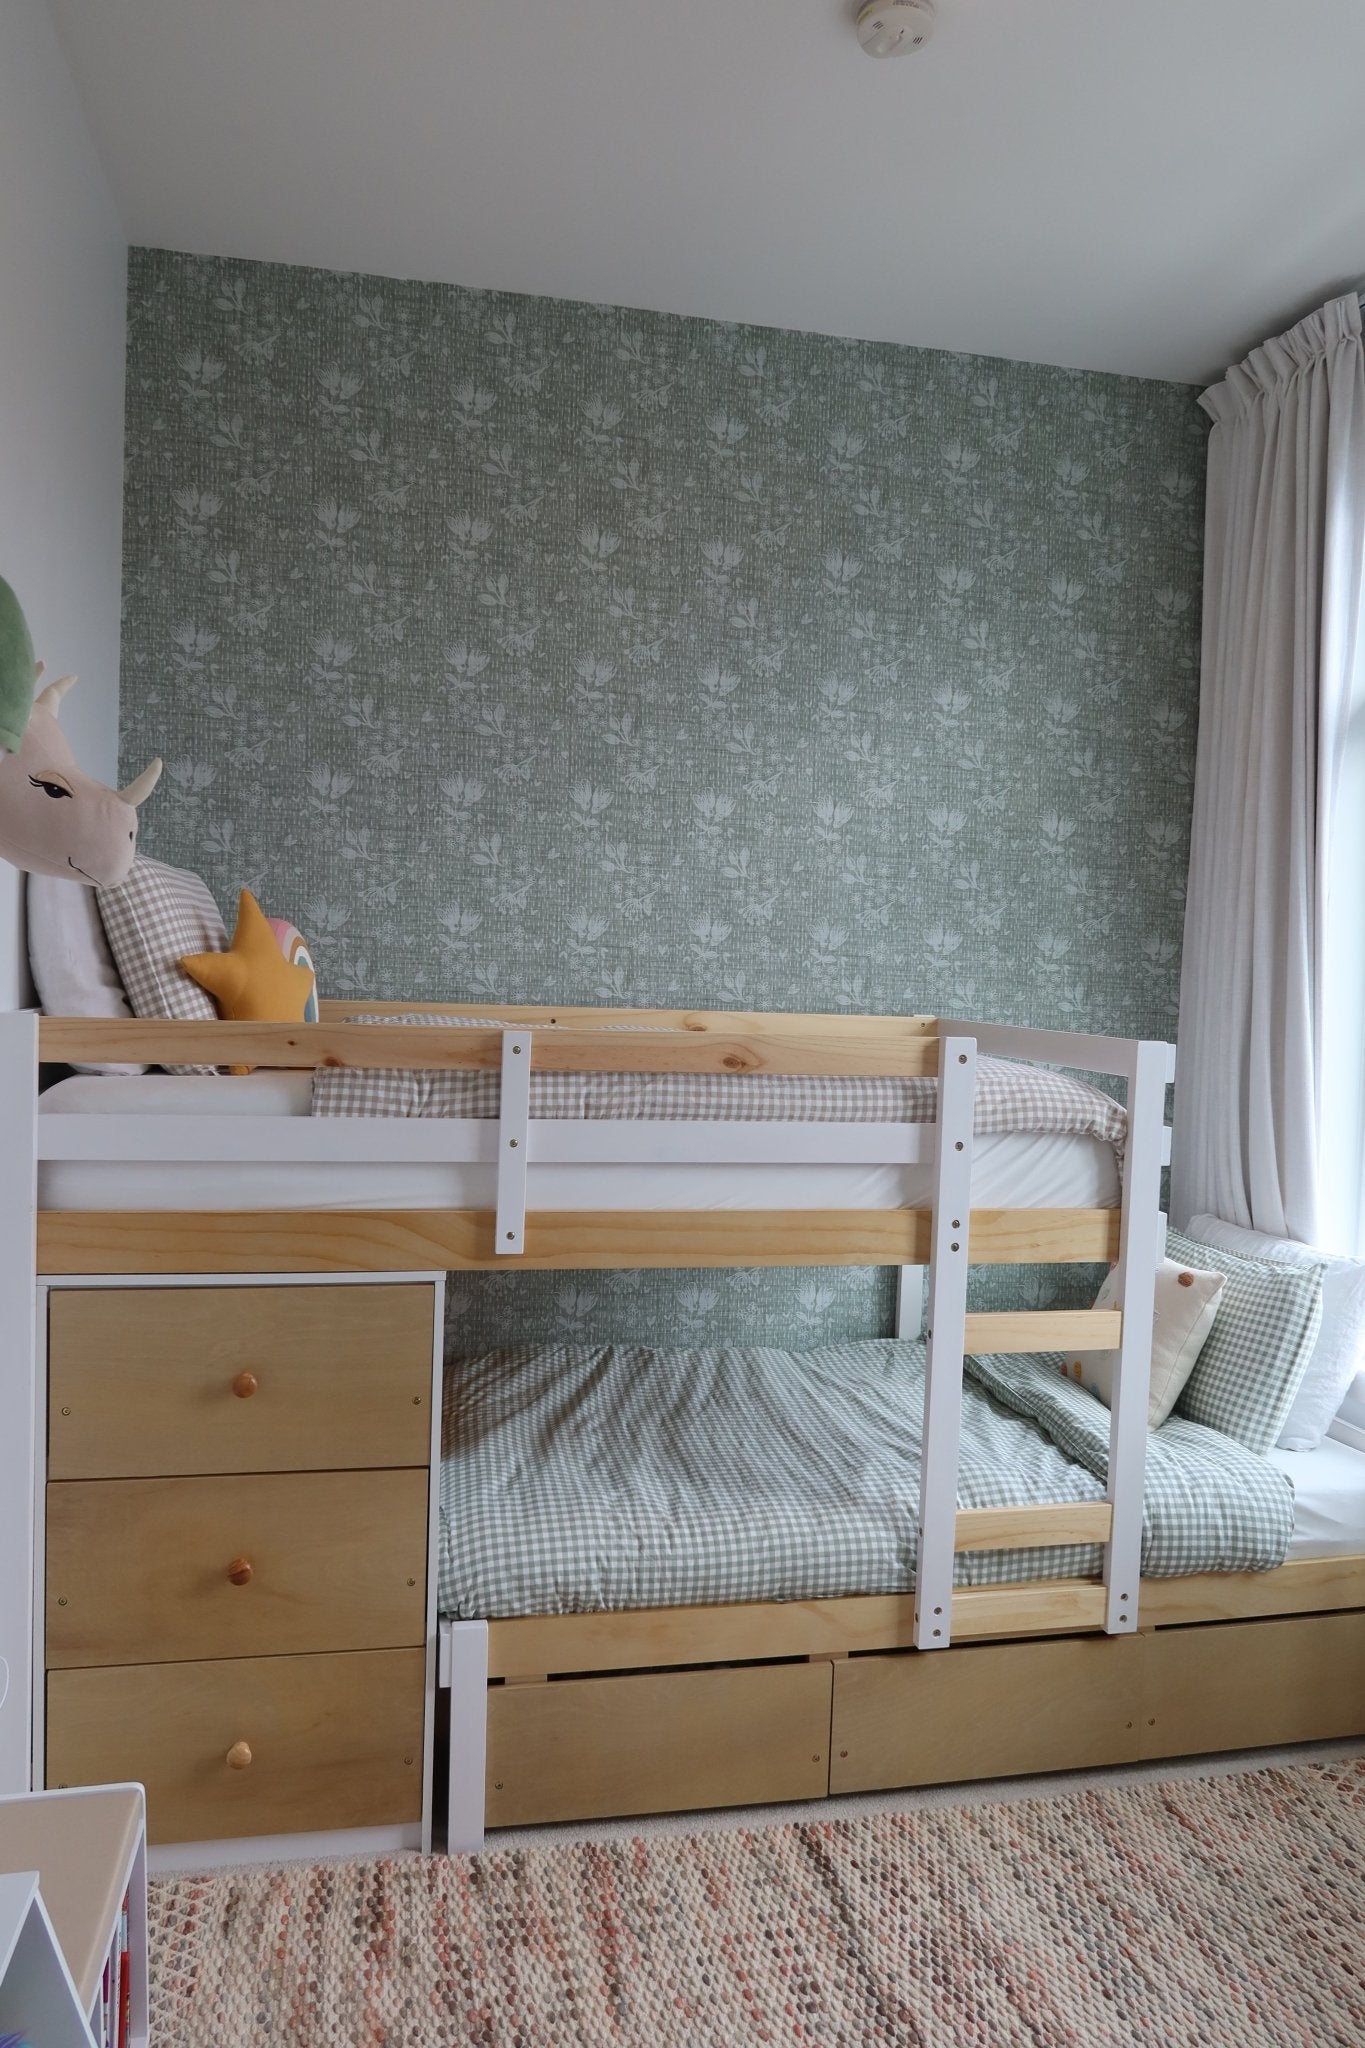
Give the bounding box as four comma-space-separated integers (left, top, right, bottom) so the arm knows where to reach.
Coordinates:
232, 1372, 258, 1399
227, 1556, 253, 1586
226, 1741, 252, 1771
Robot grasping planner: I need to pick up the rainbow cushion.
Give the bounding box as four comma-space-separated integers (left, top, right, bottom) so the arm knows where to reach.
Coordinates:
266, 916, 320, 1021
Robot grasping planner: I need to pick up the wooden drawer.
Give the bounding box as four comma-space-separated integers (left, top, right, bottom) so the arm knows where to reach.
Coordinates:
486, 1661, 833, 1827
1133, 1609, 1365, 1756
46, 1649, 424, 1845
46, 1468, 427, 1667
48, 1284, 434, 1479
830, 1611, 1365, 1795
830, 1634, 1147, 1794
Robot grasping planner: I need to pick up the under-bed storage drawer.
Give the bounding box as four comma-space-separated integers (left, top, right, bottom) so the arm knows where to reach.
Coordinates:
486, 1662, 833, 1827
48, 1284, 434, 1477
46, 1649, 425, 1844
46, 1468, 428, 1667
830, 1610, 1365, 1794
1130, 1609, 1365, 1755
831, 1633, 1148, 1793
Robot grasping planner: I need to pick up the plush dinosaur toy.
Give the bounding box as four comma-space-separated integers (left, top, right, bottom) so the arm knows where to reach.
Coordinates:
0, 668, 162, 886
0, 576, 35, 756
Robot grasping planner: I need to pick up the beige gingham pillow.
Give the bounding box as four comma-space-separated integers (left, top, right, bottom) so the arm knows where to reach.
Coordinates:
96, 856, 226, 1075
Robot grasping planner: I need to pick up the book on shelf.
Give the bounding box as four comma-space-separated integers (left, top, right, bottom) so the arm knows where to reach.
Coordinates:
92, 1887, 131, 2048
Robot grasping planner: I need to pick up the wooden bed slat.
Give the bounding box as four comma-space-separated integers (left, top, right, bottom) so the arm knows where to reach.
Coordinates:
486, 1599, 919, 1679
482, 1555, 1365, 1678
39, 1017, 942, 1077
953, 1501, 1113, 1552
1137, 1554, 1365, 1625
486, 1580, 1108, 1678
37, 1205, 1122, 1275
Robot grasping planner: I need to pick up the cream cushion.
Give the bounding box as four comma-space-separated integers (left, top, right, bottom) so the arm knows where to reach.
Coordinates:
26, 870, 144, 1075
1059, 1257, 1226, 1428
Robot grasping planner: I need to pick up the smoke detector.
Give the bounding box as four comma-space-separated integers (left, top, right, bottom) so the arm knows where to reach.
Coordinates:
856, 0, 936, 56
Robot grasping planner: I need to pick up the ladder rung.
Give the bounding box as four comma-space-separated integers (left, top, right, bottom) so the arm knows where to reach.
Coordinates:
954, 1501, 1114, 1553
950, 1579, 1109, 1637
962, 1309, 1121, 1354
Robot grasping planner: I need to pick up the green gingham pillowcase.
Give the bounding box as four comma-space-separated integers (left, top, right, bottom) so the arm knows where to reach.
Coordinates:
1166, 1226, 1324, 1453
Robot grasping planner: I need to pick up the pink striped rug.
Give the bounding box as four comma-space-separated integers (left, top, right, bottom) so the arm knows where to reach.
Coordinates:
149, 1756, 1365, 2046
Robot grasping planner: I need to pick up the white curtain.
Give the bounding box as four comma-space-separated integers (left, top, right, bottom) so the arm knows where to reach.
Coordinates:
1171, 292, 1365, 1253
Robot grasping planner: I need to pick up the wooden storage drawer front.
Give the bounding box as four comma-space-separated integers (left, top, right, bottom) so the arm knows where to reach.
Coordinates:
486, 1661, 833, 1827
48, 1284, 434, 1478
46, 1649, 424, 1845
831, 1634, 1146, 1794
47, 1468, 427, 1667
1134, 1609, 1365, 1755
831, 1610, 1365, 1796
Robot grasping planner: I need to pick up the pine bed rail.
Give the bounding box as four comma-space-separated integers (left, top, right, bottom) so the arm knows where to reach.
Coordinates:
33, 1207, 1124, 1274
315, 999, 940, 1035
38, 1015, 944, 1075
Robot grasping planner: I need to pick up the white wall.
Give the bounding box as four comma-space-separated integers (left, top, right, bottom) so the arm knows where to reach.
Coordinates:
0, 0, 126, 1008
0, 0, 125, 1800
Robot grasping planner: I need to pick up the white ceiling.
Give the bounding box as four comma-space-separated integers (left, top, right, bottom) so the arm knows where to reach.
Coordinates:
48, 0, 1365, 385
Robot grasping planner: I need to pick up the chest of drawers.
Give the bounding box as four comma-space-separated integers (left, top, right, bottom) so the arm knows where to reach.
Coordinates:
38, 1279, 441, 1852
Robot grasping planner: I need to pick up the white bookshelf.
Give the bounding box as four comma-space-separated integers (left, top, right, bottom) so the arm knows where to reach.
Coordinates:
0, 1785, 147, 2048
0, 1868, 98, 2048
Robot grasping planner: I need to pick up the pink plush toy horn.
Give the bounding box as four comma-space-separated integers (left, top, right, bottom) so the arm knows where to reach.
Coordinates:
0, 666, 162, 886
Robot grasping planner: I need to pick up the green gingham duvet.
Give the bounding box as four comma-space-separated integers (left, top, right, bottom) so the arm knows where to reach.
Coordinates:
437, 1340, 1294, 1620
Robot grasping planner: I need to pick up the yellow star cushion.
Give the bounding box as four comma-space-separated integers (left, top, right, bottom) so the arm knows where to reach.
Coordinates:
180, 889, 316, 1064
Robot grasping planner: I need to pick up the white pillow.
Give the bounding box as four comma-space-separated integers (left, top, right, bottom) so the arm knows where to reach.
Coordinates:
1333, 1368, 1365, 1445
26, 871, 145, 1076
1188, 1213, 1365, 1451
1058, 1257, 1226, 1428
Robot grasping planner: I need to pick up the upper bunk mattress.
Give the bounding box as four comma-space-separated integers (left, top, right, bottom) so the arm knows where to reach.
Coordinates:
437, 1339, 1294, 1620
37, 1065, 1123, 1212
311, 1042, 1127, 1145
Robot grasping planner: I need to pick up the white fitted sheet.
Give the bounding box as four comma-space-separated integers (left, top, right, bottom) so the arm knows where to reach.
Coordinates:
1269, 1435, 1365, 1560
38, 1072, 1121, 1214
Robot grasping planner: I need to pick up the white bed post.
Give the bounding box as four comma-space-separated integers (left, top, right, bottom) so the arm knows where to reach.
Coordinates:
441, 1619, 488, 1853
0, 1010, 38, 1794
913, 1033, 977, 1651
1102, 1039, 1170, 1635
893, 1265, 925, 1338
495, 1029, 530, 1255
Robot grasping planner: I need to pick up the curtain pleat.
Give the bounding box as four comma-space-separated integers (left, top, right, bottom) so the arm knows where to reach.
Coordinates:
1171, 294, 1365, 1252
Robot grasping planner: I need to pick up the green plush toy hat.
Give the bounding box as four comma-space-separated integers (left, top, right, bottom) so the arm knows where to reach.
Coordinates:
0, 576, 36, 755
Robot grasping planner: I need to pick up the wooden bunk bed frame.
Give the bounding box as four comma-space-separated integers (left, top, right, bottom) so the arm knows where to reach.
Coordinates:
5, 1001, 1363, 1845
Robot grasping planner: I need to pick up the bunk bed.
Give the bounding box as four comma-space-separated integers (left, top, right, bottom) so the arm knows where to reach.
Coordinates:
4, 1003, 1363, 1859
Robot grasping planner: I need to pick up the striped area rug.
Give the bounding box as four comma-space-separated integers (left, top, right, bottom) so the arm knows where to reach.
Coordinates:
149, 1757, 1365, 2046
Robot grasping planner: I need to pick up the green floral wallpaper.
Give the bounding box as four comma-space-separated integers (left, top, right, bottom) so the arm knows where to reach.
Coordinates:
120, 246, 1205, 1352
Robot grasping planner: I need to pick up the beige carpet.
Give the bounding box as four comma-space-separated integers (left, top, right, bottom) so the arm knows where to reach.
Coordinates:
149, 1756, 1365, 2046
